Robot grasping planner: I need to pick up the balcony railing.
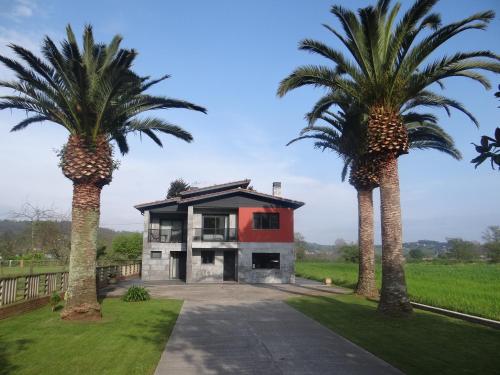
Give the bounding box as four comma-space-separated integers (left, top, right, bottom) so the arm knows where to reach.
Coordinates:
148, 228, 185, 243
193, 228, 237, 242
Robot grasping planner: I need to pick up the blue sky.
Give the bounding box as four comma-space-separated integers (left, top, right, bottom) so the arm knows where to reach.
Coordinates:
0, 0, 499, 244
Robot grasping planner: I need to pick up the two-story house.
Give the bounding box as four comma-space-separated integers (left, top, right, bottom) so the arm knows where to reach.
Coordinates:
134, 179, 304, 283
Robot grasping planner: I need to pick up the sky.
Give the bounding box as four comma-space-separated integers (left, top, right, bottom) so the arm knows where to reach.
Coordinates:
0, 0, 499, 244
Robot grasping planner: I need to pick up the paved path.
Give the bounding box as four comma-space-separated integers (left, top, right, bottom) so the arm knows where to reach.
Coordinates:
103, 280, 401, 374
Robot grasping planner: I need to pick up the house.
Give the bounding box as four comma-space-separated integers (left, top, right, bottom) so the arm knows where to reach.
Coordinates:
134, 179, 304, 283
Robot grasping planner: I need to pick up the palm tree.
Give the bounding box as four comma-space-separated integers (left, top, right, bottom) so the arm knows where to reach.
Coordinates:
167, 178, 191, 198
288, 107, 461, 298
278, 0, 499, 315
0, 25, 206, 320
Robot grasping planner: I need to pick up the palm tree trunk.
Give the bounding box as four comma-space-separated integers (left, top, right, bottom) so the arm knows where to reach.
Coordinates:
355, 188, 378, 298
61, 182, 102, 320
377, 155, 412, 316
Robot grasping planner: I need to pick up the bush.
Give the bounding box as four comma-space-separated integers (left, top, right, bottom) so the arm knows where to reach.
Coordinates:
50, 292, 62, 311
122, 285, 150, 302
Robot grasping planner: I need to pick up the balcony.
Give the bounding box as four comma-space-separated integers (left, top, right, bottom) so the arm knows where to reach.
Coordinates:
193, 228, 237, 242
148, 228, 185, 243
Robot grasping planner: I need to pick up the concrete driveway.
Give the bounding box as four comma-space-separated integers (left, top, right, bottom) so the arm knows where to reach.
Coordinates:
103, 280, 402, 375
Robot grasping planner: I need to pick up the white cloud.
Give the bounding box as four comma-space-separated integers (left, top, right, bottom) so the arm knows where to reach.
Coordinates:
3, 0, 37, 21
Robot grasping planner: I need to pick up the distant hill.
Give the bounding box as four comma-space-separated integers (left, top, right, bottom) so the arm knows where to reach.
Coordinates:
303, 241, 336, 253
403, 240, 449, 256
301, 237, 449, 258
0, 219, 138, 257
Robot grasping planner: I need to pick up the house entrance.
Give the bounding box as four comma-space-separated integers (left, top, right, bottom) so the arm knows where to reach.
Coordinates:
223, 250, 237, 282
170, 251, 186, 281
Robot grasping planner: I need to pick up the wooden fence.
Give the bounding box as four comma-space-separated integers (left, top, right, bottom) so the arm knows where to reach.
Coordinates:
0, 262, 141, 310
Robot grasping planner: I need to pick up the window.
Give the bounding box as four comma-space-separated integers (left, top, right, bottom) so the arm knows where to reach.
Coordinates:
150, 251, 162, 259
201, 250, 215, 264
253, 213, 280, 229
202, 215, 228, 240
252, 253, 280, 269
160, 220, 183, 242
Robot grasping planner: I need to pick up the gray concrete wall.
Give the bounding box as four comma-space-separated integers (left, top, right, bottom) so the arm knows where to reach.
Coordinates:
142, 242, 187, 281
238, 243, 295, 284
191, 249, 225, 283
142, 211, 188, 280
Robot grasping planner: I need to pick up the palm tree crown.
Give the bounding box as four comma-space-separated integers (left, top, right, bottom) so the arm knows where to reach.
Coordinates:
278, 0, 499, 155
288, 107, 462, 188
0, 25, 206, 154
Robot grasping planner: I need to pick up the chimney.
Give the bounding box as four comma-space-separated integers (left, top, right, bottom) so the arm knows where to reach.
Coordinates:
272, 182, 282, 197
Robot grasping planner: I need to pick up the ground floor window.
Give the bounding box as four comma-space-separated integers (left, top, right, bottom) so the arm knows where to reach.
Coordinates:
201, 250, 215, 264
252, 253, 280, 269
150, 251, 162, 259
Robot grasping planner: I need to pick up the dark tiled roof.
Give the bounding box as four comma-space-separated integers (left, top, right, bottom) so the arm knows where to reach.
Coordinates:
134, 180, 304, 211
178, 179, 250, 197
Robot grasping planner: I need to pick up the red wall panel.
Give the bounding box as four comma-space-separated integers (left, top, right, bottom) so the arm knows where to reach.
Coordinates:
238, 207, 294, 243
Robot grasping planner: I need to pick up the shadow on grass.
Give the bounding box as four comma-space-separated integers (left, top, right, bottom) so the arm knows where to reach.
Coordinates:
287, 294, 500, 375
0, 337, 33, 375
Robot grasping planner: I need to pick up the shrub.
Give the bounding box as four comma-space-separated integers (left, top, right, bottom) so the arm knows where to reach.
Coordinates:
122, 285, 150, 302
50, 292, 62, 311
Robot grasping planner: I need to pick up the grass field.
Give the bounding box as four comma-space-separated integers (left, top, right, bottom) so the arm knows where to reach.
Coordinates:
295, 261, 500, 321
288, 294, 500, 375
0, 298, 182, 375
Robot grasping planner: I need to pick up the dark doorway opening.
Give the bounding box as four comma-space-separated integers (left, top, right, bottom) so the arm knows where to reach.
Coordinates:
223, 250, 237, 282
170, 251, 186, 281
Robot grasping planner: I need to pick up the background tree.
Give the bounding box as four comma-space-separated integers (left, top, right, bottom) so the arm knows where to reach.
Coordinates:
278, 0, 498, 316
111, 233, 143, 260
9, 203, 61, 252
339, 244, 359, 263
294, 232, 307, 261
0, 25, 206, 320
483, 226, 500, 243
167, 178, 190, 198
446, 238, 479, 262
483, 226, 500, 263
408, 248, 425, 261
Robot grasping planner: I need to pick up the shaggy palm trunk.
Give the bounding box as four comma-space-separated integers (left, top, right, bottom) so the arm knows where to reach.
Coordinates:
355, 188, 378, 298
377, 156, 412, 316
61, 183, 102, 320
60, 135, 113, 320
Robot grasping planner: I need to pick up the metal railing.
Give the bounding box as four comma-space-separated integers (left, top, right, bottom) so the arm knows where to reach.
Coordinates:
193, 228, 237, 242
148, 228, 185, 243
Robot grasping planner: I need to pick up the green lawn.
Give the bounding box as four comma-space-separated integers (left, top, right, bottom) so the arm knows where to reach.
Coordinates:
0, 298, 182, 375
288, 294, 500, 375
296, 261, 500, 320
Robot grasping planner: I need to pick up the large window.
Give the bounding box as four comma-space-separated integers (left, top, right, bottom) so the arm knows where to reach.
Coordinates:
159, 220, 183, 242
253, 213, 280, 229
201, 250, 215, 264
252, 253, 280, 269
202, 215, 228, 241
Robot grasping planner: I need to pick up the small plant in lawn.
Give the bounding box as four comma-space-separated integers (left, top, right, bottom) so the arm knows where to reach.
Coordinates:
50, 292, 62, 312
123, 286, 150, 302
